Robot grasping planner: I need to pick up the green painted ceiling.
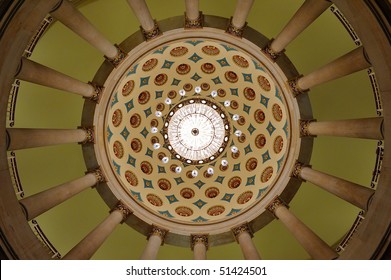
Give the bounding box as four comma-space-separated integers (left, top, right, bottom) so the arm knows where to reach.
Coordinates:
14, 0, 377, 259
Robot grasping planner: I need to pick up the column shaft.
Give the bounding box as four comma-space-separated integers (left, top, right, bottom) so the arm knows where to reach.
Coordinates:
185, 0, 199, 20
297, 46, 371, 90
237, 231, 261, 260
127, 0, 155, 31
140, 234, 162, 260
270, 0, 332, 52
20, 173, 97, 220
232, 0, 254, 28
7, 128, 88, 150
275, 205, 338, 259
17, 57, 94, 97
63, 210, 123, 260
307, 117, 383, 140
193, 242, 207, 260
51, 0, 118, 58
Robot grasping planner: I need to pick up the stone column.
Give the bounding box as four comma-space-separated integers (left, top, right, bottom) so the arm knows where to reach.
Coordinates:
185, 0, 202, 29
7, 127, 93, 151
126, 0, 161, 40
63, 201, 131, 260
191, 234, 208, 260
291, 46, 371, 94
292, 163, 375, 210
267, 197, 338, 260
231, 0, 254, 29
16, 57, 98, 98
269, 0, 332, 55
232, 223, 261, 260
50, 0, 118, 59
20, 168, 104, 220
300, 118, 383, 140
140, 225, 168, 260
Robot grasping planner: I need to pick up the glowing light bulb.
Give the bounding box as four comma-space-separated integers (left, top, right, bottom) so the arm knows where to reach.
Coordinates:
162, 157, 169, 164
191, 170, 198, 177
151, 127, 158, 133
175, 166, 182, 174
234, 130, 242, 137
179, 89, 186, 96
207, 167, 214, 175
221, 159, 228, 166
211, 90, 217, 97
224, 100, 231, 107
232, 114, 239, 121
153, 143, 161, 149
195, 86, 201, 94
231, 146, 239, 153
155, 111, 162, 117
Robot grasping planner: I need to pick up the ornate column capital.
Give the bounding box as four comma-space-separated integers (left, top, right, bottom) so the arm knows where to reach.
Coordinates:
266, 196, 288, 218
191, 234, 209, 250
232, 223, 253, 242
79, 127, 95, 144
148, 225, 168, 245
262, 39, 284, 61
87, 166, 106, 184
288, 75, 308, 97
291, 161, 310, 181
111, 201, 132, 223
185, 12, 204, 29
226, 17, 247, 38
141, 20, 162, 41
105, 44, 127, 68
87, 82, 104, 103
300, 119, 316, 137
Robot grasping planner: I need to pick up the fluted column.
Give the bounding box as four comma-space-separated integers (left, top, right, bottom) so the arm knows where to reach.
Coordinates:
127, 0, 161, 40
267, 197, 338, 260
300, 118, 383, 140
232, 223, 261, 260
292, 162, 375, 210
226, 0, 254, 37
290, 46, 371, 95
63, 202, 132, 260
6, 127, 93, 150
140, 226, 168, 260
20, 168, 105, 220
16, 57, 101, 99
191, 234, 208, 260
266, 0, 332, 58
185, 0, 202, 28
50, 0, 119, 59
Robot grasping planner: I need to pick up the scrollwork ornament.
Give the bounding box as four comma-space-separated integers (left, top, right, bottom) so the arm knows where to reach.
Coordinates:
232, 223, 253, 242
149, 225, 168, 245
191, 234, 209, 250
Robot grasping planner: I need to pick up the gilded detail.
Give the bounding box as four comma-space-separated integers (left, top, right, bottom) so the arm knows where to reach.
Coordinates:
288, 76, 308, 97
300, 119, 316, 137
112, 201, 132, 222
262, 40, 283, 61
149, 225, 168, 245
90, 167, 105, 183
80, 127, 94, 144
232, 223, 253, 242
226, 17, 247, 38
266, 196, 287, 217
106, 45, 127, 68
291, 161, 305, 180
87, 82, 104, 103
141, 20, 162, 41
185, 12, 203, 29
191, 234, 209, 250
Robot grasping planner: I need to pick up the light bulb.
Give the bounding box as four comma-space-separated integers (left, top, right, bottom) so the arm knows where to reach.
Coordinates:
162, 157, 169, 164
151, 127, 158, 133
153, 143, 161, 149
224, 100, 231, 107
179, 89, 186, 96
211, 90, 217, 97
195, 86, 201, 94
231, 146, 239, 153
207, 167, 214, 175
191, 170, 198, 177
221, 159, 228, 166
175, 166, 182, 174
234, 130, 242, 137
232, 114, 239, 121
155, 111, 162, 117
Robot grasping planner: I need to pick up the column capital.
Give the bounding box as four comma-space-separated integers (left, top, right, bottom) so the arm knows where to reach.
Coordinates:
79, 127, 95, 144
141, 20, 162, 41
105, 44, 127, 68
262, 39, 284, 61
87, 82, 104, 103
111, 201, 132, 223
185, 12, 203, 29
87, 167, 106, 184
232, 223, 253, 242
288, 75, 309, 97
191, 234, 209, 250
266, 196, 288, 218
226, 17, 247, 38
300, 119, 317, 137
291, 161, 310, 180
148, 225, 168, 245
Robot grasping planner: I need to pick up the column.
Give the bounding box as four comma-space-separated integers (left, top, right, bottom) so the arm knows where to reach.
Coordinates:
292, 163, 375, 210
232, 223, 261, 260
63, 201, 132, 260
185, 0, 202, 29
126, 0, 161, 40
226, 0, 254, 37
50, 0, 119, 60
140, 225, 168, 260
300, 118, 383, 140
191, 234, 208, 260
16, 57, 100, 99
7, 127, 94, 151
265, 0, 332, 59
290, 46, 371, 95
267, 197, 338, 260
20, 168, 104, 220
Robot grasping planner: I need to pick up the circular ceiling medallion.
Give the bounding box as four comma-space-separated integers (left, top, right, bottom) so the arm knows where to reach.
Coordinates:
163, 98, 230, 164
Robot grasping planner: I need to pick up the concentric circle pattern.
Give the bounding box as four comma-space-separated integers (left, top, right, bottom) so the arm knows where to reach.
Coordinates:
105, 40, 290, 224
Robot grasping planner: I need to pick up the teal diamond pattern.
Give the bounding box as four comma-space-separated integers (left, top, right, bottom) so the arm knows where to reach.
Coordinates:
145, 148, 153, 158
159, 210, 174, 218
120, 127, 130, 140
166, 195, 178, 204
260, 95, 270, 108
242, 73, 253, 83
233, 163, 241, 171
221, 193, 234, 202
243, 104, 251, 114
230, 88, 238, 96
194, 180, 205, 189
153, 46, 168, 54
155, 91, 163, 99
140, 127, 149, 138
188, 53, 203, 63
215, 176, 225, 184
144, 107, 152, 118
140, 76, 150, 87
126, 64, 138, 76
111, 92, 118, 107
171, 78, 181, 86
158, 166, 166, 173
257, 187, 269, 199
262, 150, 271, 163
174, 177, 184, 185
221, 44, 237, 51
267, 122, 276, 136
244, 144, 253, 155
112, 160, 121, 175
127, 154, 136, 167
186, 40, 203, 46
192, 216, 209, 223
191, 73, 202, 81
246, 175, 256, 186
217, 57, 230, 67
161, 60, 174, 69
212, 76, 222, 84
253, 60, 264, 71
143, 179, 153, 189
193, 199, 207, 209
247, 124, 256, 135
130, 190, 142, 202
227, 208, 241, 216
125, 99, 134, 112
